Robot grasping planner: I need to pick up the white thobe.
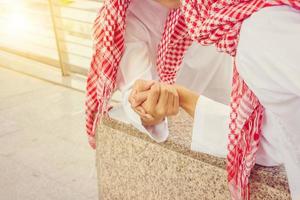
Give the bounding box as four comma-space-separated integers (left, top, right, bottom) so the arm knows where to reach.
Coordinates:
236, 5, 300, 199
187, 5, 300, 199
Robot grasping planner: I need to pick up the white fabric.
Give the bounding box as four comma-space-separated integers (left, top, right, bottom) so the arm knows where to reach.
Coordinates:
236, 5, 300, 199
177, 42, 232, 105
115, 0, 169, 89
191, 96, 229, 157
110, 0, 170, 142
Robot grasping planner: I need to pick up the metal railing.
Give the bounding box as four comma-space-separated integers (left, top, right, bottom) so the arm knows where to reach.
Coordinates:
0, 0, 103, 76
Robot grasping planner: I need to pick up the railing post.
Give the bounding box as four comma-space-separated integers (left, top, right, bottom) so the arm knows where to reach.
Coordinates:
48, 0, 70, 76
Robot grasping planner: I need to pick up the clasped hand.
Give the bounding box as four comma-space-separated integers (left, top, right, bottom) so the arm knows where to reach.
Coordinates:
129, 80, 180, 126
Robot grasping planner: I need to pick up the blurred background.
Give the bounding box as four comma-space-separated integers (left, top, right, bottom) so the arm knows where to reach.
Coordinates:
0, 0, 103, 199
0, 0, 100, 79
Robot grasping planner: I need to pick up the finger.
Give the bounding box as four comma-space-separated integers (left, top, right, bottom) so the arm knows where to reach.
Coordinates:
173, 89, 179, 115
141, 114, 155, 126
156, 84, 169, 117
136, 106, 146, 115
168, 85, 179, 115
145, 83, 160, 114
133, 106, 149, 118
144, 80, 155, 89
132, 91, 148, 106
143, 113, 154, 120
157, 84, 169, 108
128, 89, 137, 105
167, 87, 174, 116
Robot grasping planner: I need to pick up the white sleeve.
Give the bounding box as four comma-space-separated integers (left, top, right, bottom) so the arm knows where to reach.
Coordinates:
110, 13, 169, 142
177, 42, 232, 105
191, 96, 229, 158
236, 6, 300, 199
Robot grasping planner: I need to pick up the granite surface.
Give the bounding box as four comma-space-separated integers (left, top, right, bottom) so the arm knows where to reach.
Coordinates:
96, 110, 291, 200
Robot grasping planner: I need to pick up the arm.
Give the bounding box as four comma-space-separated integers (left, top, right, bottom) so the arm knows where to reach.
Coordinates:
175, 85, 199, 118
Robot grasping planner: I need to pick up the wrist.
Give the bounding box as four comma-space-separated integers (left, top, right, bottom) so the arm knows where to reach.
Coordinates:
174, 84, 199, 118
174, 84, 188, 108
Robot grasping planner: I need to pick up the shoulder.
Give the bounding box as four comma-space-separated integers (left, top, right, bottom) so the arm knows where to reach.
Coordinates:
124, 11, 150, 43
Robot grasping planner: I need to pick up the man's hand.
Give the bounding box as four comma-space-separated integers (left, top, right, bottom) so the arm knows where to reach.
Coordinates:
129, 79, 154, 107
129, 79, 199, 124
132, 82, 180, 126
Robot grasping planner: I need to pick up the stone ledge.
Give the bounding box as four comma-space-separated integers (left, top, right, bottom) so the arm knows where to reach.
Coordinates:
96, 111, 291, 200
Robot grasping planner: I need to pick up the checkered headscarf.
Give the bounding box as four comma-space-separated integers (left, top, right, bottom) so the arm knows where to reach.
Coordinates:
86, 0, 192, 148
180, 0, 300, 199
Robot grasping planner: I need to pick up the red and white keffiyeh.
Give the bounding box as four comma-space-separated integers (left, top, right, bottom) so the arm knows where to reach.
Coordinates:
180, 0, 300, 199
86, 0, 192, 148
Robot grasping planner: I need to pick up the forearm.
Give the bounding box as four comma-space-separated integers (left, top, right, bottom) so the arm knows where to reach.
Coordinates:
175, 85, 199, 118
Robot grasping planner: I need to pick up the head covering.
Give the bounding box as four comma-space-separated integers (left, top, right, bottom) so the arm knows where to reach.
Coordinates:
180, 0, 300, 199
85, 0, 192, 148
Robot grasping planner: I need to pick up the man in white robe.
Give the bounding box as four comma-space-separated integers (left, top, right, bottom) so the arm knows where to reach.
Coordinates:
235, 5, 300, 199
88, 0, 299, 198
128, 4, 300, 199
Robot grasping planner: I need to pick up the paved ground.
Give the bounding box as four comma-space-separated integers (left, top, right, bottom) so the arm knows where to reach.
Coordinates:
0, 67, 98, 200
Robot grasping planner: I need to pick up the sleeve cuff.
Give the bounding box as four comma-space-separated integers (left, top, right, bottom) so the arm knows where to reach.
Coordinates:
191, 96, 229, 158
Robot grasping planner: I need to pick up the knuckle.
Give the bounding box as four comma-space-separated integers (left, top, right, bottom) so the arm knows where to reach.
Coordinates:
152, 85, 160, 94
155, 109, 164, 117
173, 94, 179, 100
